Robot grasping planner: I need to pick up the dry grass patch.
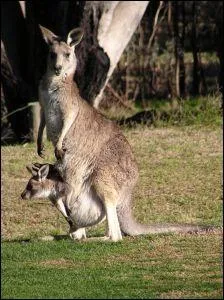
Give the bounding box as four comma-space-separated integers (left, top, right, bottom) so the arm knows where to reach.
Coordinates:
1, 125, 222, 240
124, 126, 222, 225
159, 290, 222, 299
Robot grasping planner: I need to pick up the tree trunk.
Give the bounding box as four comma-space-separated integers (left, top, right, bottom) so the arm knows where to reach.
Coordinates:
173, 2, 180, 97
191, 1, 199, 96
166, 1, 174, 99
173, 2, 185, 98
179, 1, 185, 97
1, 40, 31, 142
1, 1, 32, 141
92, 1, 149, 108
217, 2, 223, 105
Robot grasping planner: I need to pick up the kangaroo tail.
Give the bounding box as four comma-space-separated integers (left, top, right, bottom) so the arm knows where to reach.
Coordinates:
117, 201, 220, 236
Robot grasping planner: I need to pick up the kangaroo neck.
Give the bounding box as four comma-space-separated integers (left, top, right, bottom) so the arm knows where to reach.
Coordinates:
44, 71, 75, 87
61, 72, 75, 84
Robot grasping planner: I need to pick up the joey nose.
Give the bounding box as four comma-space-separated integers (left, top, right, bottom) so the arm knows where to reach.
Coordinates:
21, 190, 29, 200
54, 65, 62, 76
21, 191, 26, 199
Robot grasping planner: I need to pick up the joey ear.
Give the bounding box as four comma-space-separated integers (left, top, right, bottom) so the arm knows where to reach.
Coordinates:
67, 28, 84, 48
26, 165, 37, 176
33, 163, 42, 169
39, 25, 59, 46
26, 165, 33, 174
37, 164, 49, 181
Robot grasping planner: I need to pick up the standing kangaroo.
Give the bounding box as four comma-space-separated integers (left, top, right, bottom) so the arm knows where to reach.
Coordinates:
37, 26, 216, 241
38, 25, 84, 160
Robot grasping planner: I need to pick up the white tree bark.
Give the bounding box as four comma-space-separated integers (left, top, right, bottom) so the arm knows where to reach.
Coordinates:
93, 1, 149, 108
19, 1, 26, 17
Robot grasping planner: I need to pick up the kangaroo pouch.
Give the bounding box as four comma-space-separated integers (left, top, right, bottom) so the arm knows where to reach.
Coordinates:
69, 189, 106, 228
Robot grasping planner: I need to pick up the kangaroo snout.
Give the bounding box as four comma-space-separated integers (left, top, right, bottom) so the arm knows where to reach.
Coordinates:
54, 65, 62, 76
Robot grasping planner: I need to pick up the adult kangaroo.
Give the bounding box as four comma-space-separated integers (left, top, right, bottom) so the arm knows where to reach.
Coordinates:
37, 25, 217, 241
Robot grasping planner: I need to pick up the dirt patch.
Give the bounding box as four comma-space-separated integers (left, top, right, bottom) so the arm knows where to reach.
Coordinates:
35, 258, 77, 268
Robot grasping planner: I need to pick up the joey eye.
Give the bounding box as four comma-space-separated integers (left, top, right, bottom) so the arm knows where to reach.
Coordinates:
65, 53, 70, 58
26, 183, 32, 191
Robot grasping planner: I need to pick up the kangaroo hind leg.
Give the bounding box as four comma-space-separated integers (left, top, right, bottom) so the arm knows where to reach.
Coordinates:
105, 202, 122, 242
95, 182, 122, 242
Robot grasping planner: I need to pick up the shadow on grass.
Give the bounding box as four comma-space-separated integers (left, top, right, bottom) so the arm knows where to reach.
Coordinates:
2, 234, 71, 243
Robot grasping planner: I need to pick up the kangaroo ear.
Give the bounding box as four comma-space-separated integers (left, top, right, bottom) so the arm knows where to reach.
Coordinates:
37, 164, 49, 181
39, 25, 59, 46
67, 28, 84, 47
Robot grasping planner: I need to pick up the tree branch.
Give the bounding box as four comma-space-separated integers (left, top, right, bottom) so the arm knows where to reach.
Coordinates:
106, 84, 134, 110
147, 1, 164, 50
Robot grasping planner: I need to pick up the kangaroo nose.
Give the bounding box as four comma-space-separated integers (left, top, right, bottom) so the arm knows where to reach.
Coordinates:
54, 65, 62, 76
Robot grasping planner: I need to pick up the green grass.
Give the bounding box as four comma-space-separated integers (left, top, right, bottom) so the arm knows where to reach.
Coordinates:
149, 95, 222, 127
1, 121, 223, 298
2, 235, 222, 299
102, 95, 222, 128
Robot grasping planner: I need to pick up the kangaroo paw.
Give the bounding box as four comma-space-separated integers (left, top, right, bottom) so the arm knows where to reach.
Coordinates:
69, 228, 86, 240
55, 147, 65, 160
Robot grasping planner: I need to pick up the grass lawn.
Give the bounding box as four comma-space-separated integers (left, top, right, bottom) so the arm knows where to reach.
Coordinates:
1, 124, 223, 299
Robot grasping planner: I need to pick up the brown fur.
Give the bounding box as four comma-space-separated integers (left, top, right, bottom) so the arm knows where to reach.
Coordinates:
37, 26, 218, 241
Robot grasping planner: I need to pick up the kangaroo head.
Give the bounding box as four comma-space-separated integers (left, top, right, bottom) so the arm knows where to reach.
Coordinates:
21, 163, 52, 200
39, 25, 84, 77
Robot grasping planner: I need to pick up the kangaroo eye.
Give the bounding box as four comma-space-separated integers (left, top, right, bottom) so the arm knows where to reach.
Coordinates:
65, 53, 70, 58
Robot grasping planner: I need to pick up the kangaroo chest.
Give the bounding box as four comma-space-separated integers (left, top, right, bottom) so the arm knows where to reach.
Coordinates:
39, 81, 65, 145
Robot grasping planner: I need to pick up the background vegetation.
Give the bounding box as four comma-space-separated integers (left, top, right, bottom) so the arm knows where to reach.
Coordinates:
103, 1, 223, 108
